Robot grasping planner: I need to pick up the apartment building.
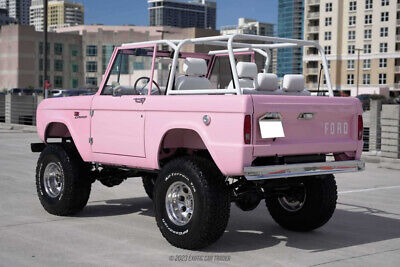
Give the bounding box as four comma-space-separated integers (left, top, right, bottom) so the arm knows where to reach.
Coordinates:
0, 8, 16, 27
0, 24, 83, 90
303, 0, 400, 96
0, 0, 31, 25
57, 25, 220, 87
148, 0, 217, 29
30, 0, 84, 31
277, 0, 304, 78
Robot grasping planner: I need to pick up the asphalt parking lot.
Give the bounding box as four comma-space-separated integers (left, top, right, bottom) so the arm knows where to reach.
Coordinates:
1, 131, 400, 267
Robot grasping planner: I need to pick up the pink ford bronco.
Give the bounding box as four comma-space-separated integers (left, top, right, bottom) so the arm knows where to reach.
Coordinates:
32, 34, 365, 249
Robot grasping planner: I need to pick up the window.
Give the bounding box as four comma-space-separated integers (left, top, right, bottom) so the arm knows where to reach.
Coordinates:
364, 44, 372, 53
325, 17, 332, 26
379, 73, 387, 84
347, 74, 355, 85
363, 59, 371, 69
382, 0, 390, 6
364, 29, 372, 39
348, 45, 355, 54
103, 47, 158, 95
380, 43, 388, 52
366, 0, 373, 9
102, 45, 116, 73
71, 63, 78, 73
326, 2, 332, 12
86, 77, 98, 86
327, 60, 331, 69
54, 60, 63, 72
54, 76, 63, 88
381, 12, 389, 22
70, 44, 78, 57
363, 74, 370, 85
348, 30, 356, 40
347, 60, 355, 70
379, 58, 387, 68
380, 27, 389, 37
365, 14, 372, 24
349, 16, 356, 26
39, 42, 50, 55
325, 31, 332, 41
71, 78, 78, 89
86, 61, 98, 73
349, 1, 357, 11
54, 43, 63, 55
86, 45, 98, 57
324, 46, 331, 54
39, 58, 49, 71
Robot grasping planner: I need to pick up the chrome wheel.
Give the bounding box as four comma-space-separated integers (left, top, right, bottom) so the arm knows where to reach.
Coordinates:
278, 186, 306, 212
165, 181, 194, 226
43, 162, 64, 198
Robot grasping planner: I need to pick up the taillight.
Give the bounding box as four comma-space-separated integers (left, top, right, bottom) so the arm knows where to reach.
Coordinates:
358, 115, 363, 140
244, 115, 252, 144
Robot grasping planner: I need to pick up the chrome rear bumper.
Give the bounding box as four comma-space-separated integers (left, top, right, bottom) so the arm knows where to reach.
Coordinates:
244, 160, 365, 180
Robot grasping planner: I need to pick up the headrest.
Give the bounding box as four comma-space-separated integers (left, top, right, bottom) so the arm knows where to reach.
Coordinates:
183, 58, 208, 76
282, 75, 305, 92
256, 73, 279, 91
237, 62, 257, 79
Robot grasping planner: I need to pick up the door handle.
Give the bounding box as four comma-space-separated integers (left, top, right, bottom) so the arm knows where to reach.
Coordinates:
134, 98, 146, 104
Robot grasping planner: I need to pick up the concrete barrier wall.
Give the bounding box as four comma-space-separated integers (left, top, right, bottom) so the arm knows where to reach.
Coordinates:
381, 105, 400, 159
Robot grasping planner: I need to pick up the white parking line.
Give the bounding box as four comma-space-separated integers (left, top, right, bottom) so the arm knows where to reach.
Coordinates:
339, 185, 400, 194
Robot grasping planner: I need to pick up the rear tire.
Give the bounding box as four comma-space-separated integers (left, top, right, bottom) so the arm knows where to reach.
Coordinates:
36, 144, 91, 216
266, 175, 337, 231
154, 157, 230, 250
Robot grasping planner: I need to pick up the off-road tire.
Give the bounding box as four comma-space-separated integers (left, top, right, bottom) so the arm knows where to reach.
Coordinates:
266, 175, 337, 231
142, 174, 157, 200
154, 157, 230, 250
36, 144, 91, 216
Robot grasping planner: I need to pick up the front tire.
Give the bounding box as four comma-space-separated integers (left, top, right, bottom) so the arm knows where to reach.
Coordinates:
266, 175, 337, 231
36, 144, 91, 216
154, 157, 230, 250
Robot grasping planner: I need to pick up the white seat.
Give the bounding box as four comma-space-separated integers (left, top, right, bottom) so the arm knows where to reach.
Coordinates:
254, 73, 284, 95
228, 62, 258, 90
175, 58, 211, 90
282, 74, 311, 96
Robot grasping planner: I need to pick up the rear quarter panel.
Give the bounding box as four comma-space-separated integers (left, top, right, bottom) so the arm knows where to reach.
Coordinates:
144, 95, 253, 175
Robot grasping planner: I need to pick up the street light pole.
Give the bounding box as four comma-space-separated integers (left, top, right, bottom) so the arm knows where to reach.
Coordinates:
43, 0, 48, 98
355, 48, 363, 96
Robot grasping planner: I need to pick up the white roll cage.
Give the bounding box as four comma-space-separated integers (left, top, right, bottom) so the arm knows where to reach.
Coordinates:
122, 34, 333, 97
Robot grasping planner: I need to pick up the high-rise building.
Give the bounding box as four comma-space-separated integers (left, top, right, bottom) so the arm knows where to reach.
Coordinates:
30, 0, 84, 32
221, 18, 276, 72
221, 18, 274, 36
0, 0, 31, 25
303, 0, 400, 96
0, 8, 16, 27
277, 0, 304, 78
148, 0, 216, 29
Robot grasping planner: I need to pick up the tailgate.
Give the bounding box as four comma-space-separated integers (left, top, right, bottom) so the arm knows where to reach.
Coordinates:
251, 95, 362, 157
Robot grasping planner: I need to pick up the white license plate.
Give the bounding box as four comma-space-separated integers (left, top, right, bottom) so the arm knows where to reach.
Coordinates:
259, 120, 285, 139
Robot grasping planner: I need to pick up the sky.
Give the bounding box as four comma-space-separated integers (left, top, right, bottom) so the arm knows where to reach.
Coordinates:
75, 0, 279, 29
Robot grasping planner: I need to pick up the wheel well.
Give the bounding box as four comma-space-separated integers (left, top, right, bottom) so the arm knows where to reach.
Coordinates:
45, 122, 72, 142
158, 129, 213, 167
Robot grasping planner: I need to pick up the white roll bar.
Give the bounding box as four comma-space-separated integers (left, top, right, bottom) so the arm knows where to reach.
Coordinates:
122, 34, 334, 97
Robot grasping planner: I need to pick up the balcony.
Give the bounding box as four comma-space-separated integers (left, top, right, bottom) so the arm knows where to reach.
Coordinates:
398, 3, 400, 9
394, 83, 400, 89
397, 35, 400, 41
395, 66, 400, 73
308, 0, 320, 5
307, 25, 319, 33
307, 12, 320, 19
397, 19, 400, 26
306, 68, 319, 75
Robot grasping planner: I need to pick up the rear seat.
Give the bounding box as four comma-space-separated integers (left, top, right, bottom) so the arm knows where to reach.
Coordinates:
281, 74, 311, 96
253, 73, 284, 95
